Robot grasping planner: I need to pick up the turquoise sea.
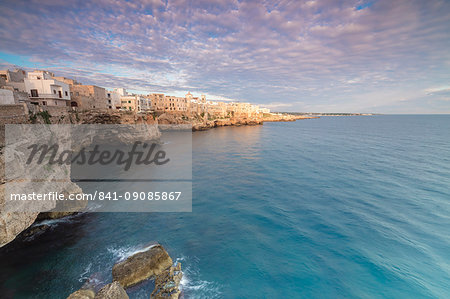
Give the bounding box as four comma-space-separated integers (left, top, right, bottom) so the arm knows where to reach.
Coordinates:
1, 115, 450, 298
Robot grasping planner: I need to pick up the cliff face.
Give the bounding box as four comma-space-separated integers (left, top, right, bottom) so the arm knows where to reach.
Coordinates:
0, 125, 82, 247
262, 114, 318, 122
0, 110, 161, 248
0, 109, 311, 247
156, 112, 264, 131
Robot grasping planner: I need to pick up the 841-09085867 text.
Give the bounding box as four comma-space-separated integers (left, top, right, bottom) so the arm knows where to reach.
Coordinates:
97, 191, 182, 201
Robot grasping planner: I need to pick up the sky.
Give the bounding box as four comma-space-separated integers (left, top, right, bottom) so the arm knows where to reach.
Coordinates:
0, 0, 449, 113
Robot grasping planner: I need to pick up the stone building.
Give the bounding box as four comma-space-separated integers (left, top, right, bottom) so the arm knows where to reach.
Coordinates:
105, 89, 121, 110
146, 93, 165, 112
120, 94, 151, 113
207, 101, 227, 118
186, 92, 207, 116
165, 95, 188, 114
54, 76, 108, 110
0, 69, 27, 92
24, 71, 71, 106
72, 84, 108, 110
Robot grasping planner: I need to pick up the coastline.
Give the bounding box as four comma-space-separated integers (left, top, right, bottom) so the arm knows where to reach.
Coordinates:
0, 109, 317, 249
0, 109, 317, 298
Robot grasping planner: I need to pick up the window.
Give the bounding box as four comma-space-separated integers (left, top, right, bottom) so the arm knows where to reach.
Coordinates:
65, 91, 68, 96
42, 101, 46, 105
128, 101, 131, 103
37, 76, 41, 80
108, 100, 111, 103
58, 91, 62, 98
53, 90, 56, 94
30, 89, 39, 97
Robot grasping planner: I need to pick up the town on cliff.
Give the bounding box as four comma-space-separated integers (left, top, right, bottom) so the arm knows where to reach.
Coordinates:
0, 68, 317, 299
0, 68, 314, 128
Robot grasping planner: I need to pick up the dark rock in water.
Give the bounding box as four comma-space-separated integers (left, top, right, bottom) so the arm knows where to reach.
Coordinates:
66, 288, 95, 299
151, 262, 182, 299
112, 244, 173, 288
37, 194, 88, 221
21, 224, 50, 238
37, 211, 78, 220
95, 281, 129, 299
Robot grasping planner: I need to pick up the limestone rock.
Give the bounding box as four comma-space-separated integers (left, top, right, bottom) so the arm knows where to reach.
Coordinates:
157, 113, 182, 125
95, 281, 129, 299
0, 113, 161, 248
67, 289, 95, 299
112, 244, 173, 288
151, 263, 183, 299
21, 224, 50, 238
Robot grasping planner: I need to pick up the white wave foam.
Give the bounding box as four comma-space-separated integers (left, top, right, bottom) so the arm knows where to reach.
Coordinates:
85, 203, 102, 212
107, 248, 221, 297
33, 216, 75, 227
107, 243, 158, 262
177, 256, 222, 298
78, 263, 92, 282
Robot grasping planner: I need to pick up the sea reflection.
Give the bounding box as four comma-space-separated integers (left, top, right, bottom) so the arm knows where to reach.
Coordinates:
192, 125, 263, 161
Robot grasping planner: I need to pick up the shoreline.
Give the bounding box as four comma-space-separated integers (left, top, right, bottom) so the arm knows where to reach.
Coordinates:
0, 109, 317, 249
0, 110, 318, 298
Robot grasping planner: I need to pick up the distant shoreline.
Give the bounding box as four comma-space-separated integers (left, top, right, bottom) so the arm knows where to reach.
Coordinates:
277, 112, 378, 116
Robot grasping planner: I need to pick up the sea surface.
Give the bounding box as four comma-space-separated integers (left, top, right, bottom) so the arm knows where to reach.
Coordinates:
1, 115, 450, 298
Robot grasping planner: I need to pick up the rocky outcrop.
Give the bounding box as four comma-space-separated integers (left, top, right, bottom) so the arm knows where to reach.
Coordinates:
0, 205, 39, 247
151, 263, 182, 299
262, 113, 318, 122
95, 282, 129, 299
157, 113, 187, 125
112, 244, 173, 288
0, 111, 161, 248
191, 117, 264, 131
21, 224, 50, 238
67, 288, 96, 299
0, 124, 84, 247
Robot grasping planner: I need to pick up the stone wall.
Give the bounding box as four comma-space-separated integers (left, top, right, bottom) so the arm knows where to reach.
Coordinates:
0, 89, 14, 105
0, 104, 28, 125
28, 104, 71, 118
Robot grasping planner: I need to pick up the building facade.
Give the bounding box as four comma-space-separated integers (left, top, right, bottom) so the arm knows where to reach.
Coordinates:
0, 69, 27, 92
120, 94, 151, 113
105, 90, 121, 110
24, 71, 71, 106
146, 93, 165, 112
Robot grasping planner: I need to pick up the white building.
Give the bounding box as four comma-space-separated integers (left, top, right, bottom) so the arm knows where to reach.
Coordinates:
0, 89, 14, 105
24, 71, 71, 106
120, 94, 152, 113
105, 89, 121, 110
113, 88, 128, 96
138, 96, 152, 113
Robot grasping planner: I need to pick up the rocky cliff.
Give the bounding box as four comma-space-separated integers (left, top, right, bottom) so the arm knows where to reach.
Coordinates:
0, 109, 314, 248
0, 110, 161, 248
